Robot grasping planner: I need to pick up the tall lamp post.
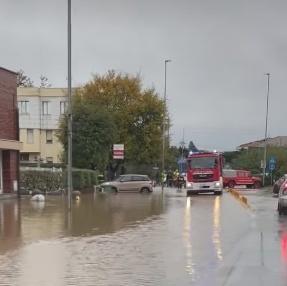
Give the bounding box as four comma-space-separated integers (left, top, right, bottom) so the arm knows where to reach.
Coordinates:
67, 0, 73, 209
162, 59, 171, 191
263, 73, 270, 186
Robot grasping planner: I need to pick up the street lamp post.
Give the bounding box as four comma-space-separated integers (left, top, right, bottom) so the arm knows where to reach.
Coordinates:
67, 0, 73, 209
263, 73, 270, 186
162, 59, 171, 191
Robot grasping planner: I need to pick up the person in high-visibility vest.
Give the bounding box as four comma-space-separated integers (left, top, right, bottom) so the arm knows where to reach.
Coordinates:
161, 172, 167, 186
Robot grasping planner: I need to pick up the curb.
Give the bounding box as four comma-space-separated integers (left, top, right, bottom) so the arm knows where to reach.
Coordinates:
227, 188, 251, 209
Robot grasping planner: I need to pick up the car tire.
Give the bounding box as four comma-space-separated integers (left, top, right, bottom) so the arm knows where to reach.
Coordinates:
228, 181, 235, 188
278, 203, 283, 215
253, 182, 261, 189
140, 187, 151, 193
273, 185, 279, 195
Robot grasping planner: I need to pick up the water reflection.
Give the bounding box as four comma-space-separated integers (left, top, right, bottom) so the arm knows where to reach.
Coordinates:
0, 200, 21, 254
0, 193, 165, 255
281, 233, 287, 262
212, 196, 223, 261
183, 197, 194, 276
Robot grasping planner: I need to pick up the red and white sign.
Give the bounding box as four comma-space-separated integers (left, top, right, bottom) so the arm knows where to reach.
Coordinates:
113, 144, 124, 159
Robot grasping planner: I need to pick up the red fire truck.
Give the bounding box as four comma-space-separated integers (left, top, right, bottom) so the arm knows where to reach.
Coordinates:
186, 151, 224, 196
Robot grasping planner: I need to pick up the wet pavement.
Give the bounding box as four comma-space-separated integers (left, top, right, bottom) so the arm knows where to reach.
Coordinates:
0, 188, 286, 285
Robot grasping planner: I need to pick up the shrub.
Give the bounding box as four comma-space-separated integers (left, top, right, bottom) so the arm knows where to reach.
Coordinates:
20, 168, 98, 192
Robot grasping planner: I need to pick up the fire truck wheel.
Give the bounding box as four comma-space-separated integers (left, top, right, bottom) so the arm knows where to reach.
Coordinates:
187, 190, 196, 196
228, 181, 235, 188
214, 191, 223, 196
253, 181, 261, 189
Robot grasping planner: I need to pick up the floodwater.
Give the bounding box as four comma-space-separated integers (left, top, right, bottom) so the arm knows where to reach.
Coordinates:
0, 188, 287, 285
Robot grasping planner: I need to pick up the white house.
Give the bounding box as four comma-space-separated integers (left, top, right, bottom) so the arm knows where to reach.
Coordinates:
17, 87, 68, 164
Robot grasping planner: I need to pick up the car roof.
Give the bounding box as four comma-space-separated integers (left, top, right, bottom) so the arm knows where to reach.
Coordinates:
119, 174, 149, 177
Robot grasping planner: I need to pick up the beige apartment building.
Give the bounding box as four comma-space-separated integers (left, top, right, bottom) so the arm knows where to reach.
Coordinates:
17, 87, 68, 164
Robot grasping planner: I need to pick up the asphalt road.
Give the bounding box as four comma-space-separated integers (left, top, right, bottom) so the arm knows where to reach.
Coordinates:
0, 188, 285, 285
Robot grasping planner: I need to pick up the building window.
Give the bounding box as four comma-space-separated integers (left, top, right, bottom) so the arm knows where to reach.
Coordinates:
60, 101, 67, 115
46, 130, 53, 144
27, 129, 34, 144
20, 153, 30, 161
46, 157, 53, 163
18, 101, 29, 114
42, 101, 50, 115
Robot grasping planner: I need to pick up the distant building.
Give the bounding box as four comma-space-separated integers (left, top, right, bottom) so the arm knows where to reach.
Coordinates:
237, 136, 287, 150
17, 87, 68, 164
0, 67, 21, 194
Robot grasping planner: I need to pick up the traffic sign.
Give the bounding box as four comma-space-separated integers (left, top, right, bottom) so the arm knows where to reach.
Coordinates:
113, 144, 124, 159
268, 156, 276, 171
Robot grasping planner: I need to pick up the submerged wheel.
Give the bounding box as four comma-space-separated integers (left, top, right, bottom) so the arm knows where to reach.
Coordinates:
253, 181, 261, 189
187, 190, 196, 196
228, 181, 235, 188
278, 203, 283, 215
214, 191, 223, 196
140, 187, 151, 193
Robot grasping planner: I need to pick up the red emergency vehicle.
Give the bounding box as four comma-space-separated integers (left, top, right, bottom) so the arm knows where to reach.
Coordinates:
186, 151, 224, 196
222, 169, 261, 189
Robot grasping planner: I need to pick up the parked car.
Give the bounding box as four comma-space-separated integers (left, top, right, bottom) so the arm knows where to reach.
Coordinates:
273, 175, 287, 195
278, 185, 287, 215
223, 169, 262, 189
100, 174, 153, 193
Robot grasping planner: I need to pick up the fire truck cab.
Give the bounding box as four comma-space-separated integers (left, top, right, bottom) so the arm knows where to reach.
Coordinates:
186, 151, 224, 196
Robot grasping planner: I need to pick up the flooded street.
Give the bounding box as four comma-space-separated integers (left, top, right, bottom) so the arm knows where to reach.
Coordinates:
0, 189, 287, 285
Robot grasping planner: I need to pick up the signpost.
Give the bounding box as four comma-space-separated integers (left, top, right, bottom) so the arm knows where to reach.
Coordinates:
268, 156, 276, 185
113, 144, 124, 160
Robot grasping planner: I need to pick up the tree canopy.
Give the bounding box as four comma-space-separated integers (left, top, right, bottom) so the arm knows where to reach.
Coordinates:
58, 71, 166, 174
17, 70, 34, 87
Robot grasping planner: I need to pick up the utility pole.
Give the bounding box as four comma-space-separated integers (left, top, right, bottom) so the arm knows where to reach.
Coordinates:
162, 59, 171, 191
67, 0, 72, 209
263, 73, 270, 186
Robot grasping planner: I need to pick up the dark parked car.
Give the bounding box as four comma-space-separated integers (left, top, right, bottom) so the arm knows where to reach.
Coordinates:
278, 185, 287, 215
100, 174, 153, 193
273, 175, 287, 195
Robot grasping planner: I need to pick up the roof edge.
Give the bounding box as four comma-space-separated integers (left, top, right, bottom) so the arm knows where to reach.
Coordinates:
0, 66, 17, 75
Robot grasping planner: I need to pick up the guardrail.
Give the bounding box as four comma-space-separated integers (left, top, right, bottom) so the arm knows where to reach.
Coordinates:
227, 188, 251, 209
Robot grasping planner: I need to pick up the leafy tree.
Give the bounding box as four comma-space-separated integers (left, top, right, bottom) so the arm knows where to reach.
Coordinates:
231, 147, 287, 181
40, 75, 51, 88
58, 101, 116, 171
58, 71, 166, 175
17, 69, 34, 87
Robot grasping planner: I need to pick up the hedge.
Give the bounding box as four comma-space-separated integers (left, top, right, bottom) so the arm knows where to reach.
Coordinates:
20, 169, 99, 193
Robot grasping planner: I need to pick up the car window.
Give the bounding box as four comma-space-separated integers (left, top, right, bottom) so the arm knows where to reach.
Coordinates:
132, 176, 149, 181
120, 176, 132, 182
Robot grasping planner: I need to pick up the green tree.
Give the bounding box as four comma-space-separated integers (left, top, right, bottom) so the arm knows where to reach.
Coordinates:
58, 71, 166, 175
231, 147, 287, 181
58, 102, 116, 171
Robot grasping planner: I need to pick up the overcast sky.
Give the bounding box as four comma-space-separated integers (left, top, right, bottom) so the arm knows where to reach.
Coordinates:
1, 0, 287, 151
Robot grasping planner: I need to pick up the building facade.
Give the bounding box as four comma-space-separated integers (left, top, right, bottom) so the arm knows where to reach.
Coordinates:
0, 67, 21, 194
17, 87, 68, 164
237, 136, 287, 150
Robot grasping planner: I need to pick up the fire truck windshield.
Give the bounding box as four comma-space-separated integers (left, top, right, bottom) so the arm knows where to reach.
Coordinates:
188, 157, 218, 169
